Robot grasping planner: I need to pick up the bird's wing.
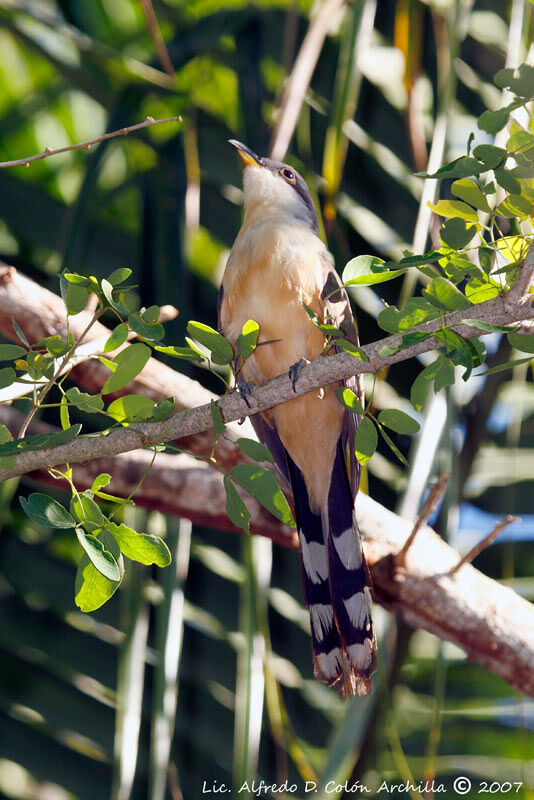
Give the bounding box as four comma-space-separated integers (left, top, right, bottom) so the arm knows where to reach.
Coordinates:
319, 256, 363, 500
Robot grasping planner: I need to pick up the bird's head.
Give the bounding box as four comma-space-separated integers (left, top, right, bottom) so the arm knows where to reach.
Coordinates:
229, 139, 319, 234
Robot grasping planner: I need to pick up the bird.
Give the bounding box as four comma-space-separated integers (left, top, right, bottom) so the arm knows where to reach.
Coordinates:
218, 140, 377, 697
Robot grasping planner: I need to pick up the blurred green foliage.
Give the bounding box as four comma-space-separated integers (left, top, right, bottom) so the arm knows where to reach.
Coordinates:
0, 1, 534, 799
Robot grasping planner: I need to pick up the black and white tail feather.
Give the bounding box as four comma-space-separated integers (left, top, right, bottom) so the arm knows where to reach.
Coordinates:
287, 445, 376, 697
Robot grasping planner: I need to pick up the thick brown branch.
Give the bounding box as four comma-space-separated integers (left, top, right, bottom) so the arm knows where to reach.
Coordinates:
0, 251, 532, 483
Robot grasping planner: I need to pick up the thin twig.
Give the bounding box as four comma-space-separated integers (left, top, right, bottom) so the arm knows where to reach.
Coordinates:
396, 473, 450, 564
138, 0, 175, 79
17, 309, 103, 437
0, 116, 183, 169
450, 515, 520, 574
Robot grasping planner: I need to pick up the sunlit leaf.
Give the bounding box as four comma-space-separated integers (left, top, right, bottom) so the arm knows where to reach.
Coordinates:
378, 409, 420, 434
186, 321, 234, 365
450, 179, 491, 213
343, 255, 406, 285
237, 319, 260, 360
102, 343, 151, 394
107, 395, 155, 422
428, 199, 479, 222
104, 322, 128, 353
336, 387, 364, 415
106, 522, 171, 566
229, 464, 294, 526
76, 528, 121, 581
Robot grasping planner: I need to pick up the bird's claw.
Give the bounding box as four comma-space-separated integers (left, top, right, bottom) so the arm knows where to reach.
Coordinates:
289, 358, 310, 392
237, 380, 254, 410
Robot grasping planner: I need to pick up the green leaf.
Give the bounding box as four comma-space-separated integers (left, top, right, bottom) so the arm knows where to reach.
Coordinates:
416, 156, 485, 180
379, 331, 431, 357
236, 319, 260, 361
210, 400, 225, 436
494, 63, 534, 97
186, 321, 234, 365
478, 101, 522, 134
0, 367, 16, 389
102, 343, 151, 394
450, 179, 491, 213
107, 395, 155, 423
63, 272, 91, 286
12, 318, 29, 347
428, 199, 479, 222
101, 278, 130, 315
149, 397, 176, 422
378, 425, 408, 465
21, 424, 82, 452
495, 194, 532, 219
107, 267, 132, 285
336, 340, 369, 360
0, 423, 11, 445
76, 528, 121, 581
223, 476, 251, 534
71, 493, 107, 529
236, 437, 274, 463
229, 464, 295, 526
20, 493, 76, 528
381, 250, 443, 270
75, 554, 120, 612
507, 332, 534, 353
91, 473, 111, 493
335, 387, 364, 415
378, 409, 420, 434
465, 279, 500, 303
481, 355, 533, 376
472, 144, 507, 169
60, 393, 70, 430
104, 322, 128, 353
154, 344, 204, 362
106, 522, 171, 566
424, 277, 471, 311
0, 344, 26, 360
410, 358, 442, 410
434, 356, 455, 392
494, 167, 521, 195
440, 217, 477, 249
128, 311, 164, 342
65, 387, 104, 413
461, 319, 514, 334
353, 416, 377, 465
65, 282, 90, 316
342, 255, 406, 285
45, 338, 70, 357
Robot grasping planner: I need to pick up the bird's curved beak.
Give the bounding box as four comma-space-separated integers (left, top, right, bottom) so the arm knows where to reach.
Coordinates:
228, 139, 263, 167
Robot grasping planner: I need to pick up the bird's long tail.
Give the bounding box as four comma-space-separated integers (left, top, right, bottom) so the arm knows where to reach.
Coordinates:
288, 445, 377, 697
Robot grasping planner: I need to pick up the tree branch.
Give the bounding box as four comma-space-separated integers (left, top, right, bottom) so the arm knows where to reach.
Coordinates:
0, 116, 182, 169
0, 251, 532, 482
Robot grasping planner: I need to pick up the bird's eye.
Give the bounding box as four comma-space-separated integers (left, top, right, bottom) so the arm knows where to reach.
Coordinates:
280, 167, 296, 183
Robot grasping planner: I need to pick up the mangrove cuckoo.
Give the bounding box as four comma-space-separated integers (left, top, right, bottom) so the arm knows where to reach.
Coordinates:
219, 140, 377, 697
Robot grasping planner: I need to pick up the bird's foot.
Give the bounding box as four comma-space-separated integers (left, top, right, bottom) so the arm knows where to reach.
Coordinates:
289, 358, 310, 392
237, 380, 255, 410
